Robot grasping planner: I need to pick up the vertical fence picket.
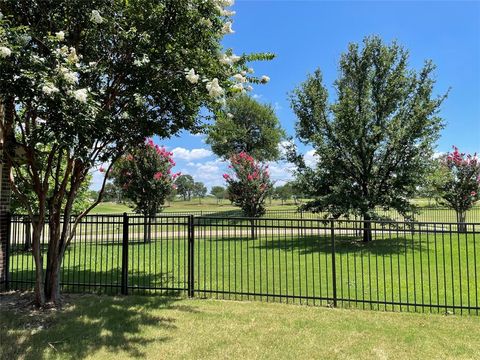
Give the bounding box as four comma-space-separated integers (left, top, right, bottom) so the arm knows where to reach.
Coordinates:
330, 219, 337, 308
121, 212, 129, 295
188, 215, 195, 298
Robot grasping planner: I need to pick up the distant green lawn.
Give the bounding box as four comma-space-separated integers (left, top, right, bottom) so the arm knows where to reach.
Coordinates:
9, 229, 479, 314
90, 199, 301, 214
89, 199, 480, 223
1, 293, 479, 360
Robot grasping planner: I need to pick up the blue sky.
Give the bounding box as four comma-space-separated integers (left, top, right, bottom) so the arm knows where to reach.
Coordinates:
93, 0, 480, 190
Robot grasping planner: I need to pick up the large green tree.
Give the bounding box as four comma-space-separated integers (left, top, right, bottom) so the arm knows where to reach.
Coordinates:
288, 36, 447, 241
0, 0, 272, 305
176, 174, 195, 201
206, 94, 285, 161
192, 181, 207, 203
210, 185, 226, 203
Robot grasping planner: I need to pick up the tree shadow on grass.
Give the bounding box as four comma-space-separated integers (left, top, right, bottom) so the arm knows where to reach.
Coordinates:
0, 291, 197, 360
8, 268, 187, 297
247, 234, 430, 256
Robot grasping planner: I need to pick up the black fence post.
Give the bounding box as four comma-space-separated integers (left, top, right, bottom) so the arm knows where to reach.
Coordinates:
330, 219, 337, 308
121, 212, 129, 295
5, 212, 11, 292
188, 215, 195, 298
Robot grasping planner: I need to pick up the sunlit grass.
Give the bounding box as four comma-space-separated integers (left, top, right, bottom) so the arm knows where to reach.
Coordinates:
1, 293, 479, 360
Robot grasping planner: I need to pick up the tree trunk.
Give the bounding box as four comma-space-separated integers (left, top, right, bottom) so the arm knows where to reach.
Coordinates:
143, 215, 152, 243
457, 210, 467, 233
44, 253, 62, 304
362, 214, 372, 242
23, 217, 31, 251
43, 214, 64, 304
250, 219, 256, 240
31, 224, 46, 307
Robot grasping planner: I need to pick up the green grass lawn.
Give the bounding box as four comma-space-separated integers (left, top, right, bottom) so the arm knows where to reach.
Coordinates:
1, 293, 479, 360
90, 200, 480, 224
9, 227, 480, 314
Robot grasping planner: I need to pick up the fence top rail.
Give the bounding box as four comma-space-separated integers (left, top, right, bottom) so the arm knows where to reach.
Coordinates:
10, 213, 480, 227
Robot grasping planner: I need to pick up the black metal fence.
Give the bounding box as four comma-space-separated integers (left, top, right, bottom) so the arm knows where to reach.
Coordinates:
105, 206, 480, 223
5, 214, 480, 315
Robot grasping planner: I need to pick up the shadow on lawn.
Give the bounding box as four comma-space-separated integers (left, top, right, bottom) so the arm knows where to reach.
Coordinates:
249, 235, 430, 256
0, 291, 195, 360
8, 268, 186, 296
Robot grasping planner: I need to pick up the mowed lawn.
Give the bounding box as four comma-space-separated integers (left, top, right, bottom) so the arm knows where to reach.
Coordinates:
9, 228, 480, 314
1, 293, 479, 360
90, 200, 480, 223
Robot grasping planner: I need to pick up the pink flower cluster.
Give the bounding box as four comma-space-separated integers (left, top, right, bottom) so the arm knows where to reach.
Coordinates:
223, 151, 271, 191
146, 138, 176, 165
445, 146, 478, 167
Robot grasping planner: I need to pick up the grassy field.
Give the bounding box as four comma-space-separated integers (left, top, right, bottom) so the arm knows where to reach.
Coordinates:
89, 200, 480, 223
1, 292, 479, 360
9, 227, 480, 314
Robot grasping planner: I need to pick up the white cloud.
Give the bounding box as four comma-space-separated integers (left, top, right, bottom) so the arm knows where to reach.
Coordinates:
304, 149, 318, 168
433, 151, 445, 159
181, 159, 229, 189
278, 140, 294, 157
273, 101, 282, 111
171, 147, 212, 161
252, 93, 263, 100
267, 161, 295, 185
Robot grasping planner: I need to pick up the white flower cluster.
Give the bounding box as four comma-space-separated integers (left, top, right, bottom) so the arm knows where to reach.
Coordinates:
215, 0, 236, 16
185, 68, 200, 84
261, 75, 270, 84
91, 10, 104, 24
0, 46, 11, 58
55, 31, 65, 41
55, 45, 80, 64
222, 21, 234, 35
219, 53, 241, 66
71, 88, 88, 103
42, 83, 59, 95
59, 66, 79, 84
134, 93, 145, 106
133, 54, 150, 67
206, 78, 224, 98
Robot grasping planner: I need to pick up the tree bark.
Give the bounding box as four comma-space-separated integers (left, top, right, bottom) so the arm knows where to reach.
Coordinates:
44, 251, 62, 304
23, 217, 31, 251
250, 218, 256, 240
362, 214, 372, 242
31, 224, 45, 306
143, 214, 153, 243
457, 210, 467, 233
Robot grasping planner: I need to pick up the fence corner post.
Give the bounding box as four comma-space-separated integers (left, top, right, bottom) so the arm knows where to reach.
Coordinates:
330, 219, 337, 308
188, 215, 195, 298
121, 212, 129, 295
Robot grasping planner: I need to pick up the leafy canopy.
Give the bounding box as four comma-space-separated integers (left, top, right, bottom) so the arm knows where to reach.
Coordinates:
206, 94, 285, 161
288, 36, 447, 220
0, 0, 273, 305
176, 174, 195, 201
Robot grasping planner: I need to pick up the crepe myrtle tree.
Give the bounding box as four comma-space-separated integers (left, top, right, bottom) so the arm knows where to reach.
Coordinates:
0, 0, 274, 306
111, 139, 180, 242
433, 147, 480, 232
224, 152, 272, 238
287, 36, 447, 242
